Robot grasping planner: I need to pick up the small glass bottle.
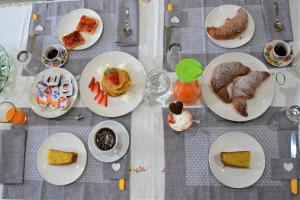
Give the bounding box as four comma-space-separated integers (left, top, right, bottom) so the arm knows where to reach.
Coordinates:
174, 58, 203, 105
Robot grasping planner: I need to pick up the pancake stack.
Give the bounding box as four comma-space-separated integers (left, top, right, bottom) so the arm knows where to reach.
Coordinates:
101, 68, 131, 97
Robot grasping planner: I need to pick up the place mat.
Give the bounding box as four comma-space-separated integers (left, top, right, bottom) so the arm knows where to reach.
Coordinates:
23, 0, 138, 76
163, 0, 294, 72
2, 107, 131, 200
0, 129, 27, 184
163, 106, 298, 200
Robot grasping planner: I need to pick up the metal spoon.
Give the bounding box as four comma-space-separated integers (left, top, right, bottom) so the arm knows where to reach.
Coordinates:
54, 114, 84, 121
123, 7, 132, 36
273, 1, 284, 32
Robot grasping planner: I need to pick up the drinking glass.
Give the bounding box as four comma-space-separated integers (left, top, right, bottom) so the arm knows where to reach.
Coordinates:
270, 106, 300, 130
0, 102, 27, 125
144, 68, 171, 102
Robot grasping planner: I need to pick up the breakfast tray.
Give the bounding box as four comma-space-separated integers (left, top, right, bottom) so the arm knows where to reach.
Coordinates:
2, 108, 131, 200
23, 0, 138, 76
162, 106, 297, 200
163, 0, 293, 72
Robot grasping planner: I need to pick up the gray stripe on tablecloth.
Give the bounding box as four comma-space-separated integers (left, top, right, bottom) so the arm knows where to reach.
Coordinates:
163, 107, 298, 200
164, 0, 261, 9
3, 180, 129, 200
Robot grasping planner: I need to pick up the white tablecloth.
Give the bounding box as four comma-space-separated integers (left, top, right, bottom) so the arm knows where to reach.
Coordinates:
0, 0, 299, 199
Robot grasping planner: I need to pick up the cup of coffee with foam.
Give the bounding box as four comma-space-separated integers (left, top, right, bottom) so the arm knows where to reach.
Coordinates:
94, 127, 118, 154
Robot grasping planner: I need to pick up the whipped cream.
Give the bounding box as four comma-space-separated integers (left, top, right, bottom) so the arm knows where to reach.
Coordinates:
169, 110, 192, 131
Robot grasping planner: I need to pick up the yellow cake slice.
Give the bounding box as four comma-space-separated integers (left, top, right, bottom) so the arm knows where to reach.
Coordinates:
220, 151, 251, 168
48, 149, 78, 165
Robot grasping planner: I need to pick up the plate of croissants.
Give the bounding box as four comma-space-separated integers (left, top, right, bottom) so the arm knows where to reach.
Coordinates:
202, 52, 274, 122
205, 5, 255, 48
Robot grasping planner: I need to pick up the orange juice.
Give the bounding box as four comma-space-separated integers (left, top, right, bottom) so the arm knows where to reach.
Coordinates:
174, 80, 200, 105
5, 107, 27, 125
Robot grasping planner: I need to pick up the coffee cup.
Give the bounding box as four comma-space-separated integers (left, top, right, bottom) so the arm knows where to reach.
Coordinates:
41, 44, 68, 68
94, 127, 119, 154
271, 40, 291, 61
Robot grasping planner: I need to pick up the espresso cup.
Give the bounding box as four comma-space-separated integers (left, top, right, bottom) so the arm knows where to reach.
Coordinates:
94, 127, 119, 154
271, 40, 291, 61
42, 44, 68, 68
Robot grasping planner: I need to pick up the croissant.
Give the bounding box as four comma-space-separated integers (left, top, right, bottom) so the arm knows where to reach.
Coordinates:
231, 71, 270, 116
207, 8, 248, 40
211, 62, 251, 103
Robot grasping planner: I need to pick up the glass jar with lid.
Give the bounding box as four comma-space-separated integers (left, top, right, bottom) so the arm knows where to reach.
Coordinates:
174, 58, 203, 105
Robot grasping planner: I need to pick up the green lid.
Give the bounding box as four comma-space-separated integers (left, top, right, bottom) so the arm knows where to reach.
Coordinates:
176, 58, 203, 82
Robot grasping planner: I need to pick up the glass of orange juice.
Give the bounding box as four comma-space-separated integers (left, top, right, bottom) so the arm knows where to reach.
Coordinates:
174, 58, 203, 105
0, 102, 27, 125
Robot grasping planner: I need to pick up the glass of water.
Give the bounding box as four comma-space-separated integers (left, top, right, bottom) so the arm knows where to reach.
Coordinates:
144, 68, 171, 102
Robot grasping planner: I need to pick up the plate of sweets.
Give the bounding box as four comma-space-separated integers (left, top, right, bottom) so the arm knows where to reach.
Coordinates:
30, 68, 78, 118
79, 51, 146, 117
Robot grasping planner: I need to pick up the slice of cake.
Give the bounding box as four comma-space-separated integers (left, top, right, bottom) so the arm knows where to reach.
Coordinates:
76, 15, 98, 34
220, 151, 251, 168
48, 149, 78, 165
62, 30, 85, 49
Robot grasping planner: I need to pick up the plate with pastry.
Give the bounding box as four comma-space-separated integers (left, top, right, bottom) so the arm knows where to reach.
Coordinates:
209, 132, 265, 188
29, 67, 78, 118
205, 5, 255, 48
79, 51, 146, 117
201, 52, 274, 122
37, 132, 87, 185
58, 8, 103, 50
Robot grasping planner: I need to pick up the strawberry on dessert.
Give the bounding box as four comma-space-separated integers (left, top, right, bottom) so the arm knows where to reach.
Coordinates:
168, 101, 193, 132
104, 68, 119, 85
88, 77, 95, 89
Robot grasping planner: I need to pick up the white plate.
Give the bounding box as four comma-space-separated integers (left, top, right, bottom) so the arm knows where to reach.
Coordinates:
58, 8, 103, 50
209, 132, 265, 188
37, 132, 87, 185
201, 52, 274, 122
205, 5, 255, 48
88, 120, 130, 163
80, 51, 146, 117
29, 68, 78, 118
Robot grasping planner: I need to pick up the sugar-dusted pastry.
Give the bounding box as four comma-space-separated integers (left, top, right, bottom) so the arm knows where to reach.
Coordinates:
211, 62, 251, 103
220, 151, 251, 168
207, 8, 248, 40
231, 71, 270, 116
76, 15, 98, 34
48, 149, 78, 165
62, 30, 85, 49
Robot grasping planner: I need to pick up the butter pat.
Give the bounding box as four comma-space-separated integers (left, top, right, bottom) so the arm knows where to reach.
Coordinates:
32, 13, 39, 21
119, 178, 125, 191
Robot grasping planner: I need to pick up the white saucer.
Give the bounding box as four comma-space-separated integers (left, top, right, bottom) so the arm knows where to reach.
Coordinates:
209, 132, 265, 188
88, 120, 130, 163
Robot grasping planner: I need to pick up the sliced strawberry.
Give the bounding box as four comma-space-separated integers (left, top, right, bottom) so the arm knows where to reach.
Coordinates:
92, 81, 100, 93
100, 94, 107, 107
94, 90, 103, 101
88, 77, 95, 89
168, 113, 174, 124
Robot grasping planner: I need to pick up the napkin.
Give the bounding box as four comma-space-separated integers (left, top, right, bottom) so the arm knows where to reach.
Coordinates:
115, 0, 139, 46
261, 0, 293, 41
0, 129, 27, 184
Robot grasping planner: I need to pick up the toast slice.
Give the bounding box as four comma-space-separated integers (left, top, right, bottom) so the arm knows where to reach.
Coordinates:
48, 149, 78, 165
220, 151, 251, 168
62, 30, 85, 49
76, 15, 98, 34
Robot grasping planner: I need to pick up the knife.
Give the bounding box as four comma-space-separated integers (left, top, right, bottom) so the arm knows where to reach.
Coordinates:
291, 131, 298, 195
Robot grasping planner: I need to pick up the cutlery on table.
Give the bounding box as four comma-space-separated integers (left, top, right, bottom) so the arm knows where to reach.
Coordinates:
290, 131, 298, 195
273, 1, 284, 32
123, 6, 132, 36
